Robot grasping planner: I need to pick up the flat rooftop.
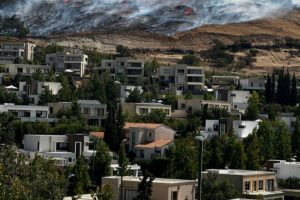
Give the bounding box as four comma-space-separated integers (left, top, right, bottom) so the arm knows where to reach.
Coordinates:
205, 169, 275, 176
104, 176, 196, 184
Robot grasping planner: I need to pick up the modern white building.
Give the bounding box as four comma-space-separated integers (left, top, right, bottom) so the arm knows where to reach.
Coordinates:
205, 119, 260, 139
227, 90, 250, 114
125, 122, 175, 160
0, 41, 35, 63
178, 99, 232, 112
123, 102, 172, 117
2, 63, 51, 76
19, 81, 62, 105
240, 78, 266, 91
120, 85, 143, 103
0, 103, 49, 122
21, 134, 95, 166
273, 161, 300, 179
99, 57, 144, 84
46, 51, 88, 77
211, 76, 240, 87
159, 64, 205, 95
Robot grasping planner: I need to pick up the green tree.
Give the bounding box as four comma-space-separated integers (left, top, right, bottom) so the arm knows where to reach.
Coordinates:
202, 172, 239, 200
127, 88, 143, 103
293, 119, 300, 161
163, 93, 177, 109
180, 54, 201, 66
275, 121, 292, 160
290, 73, 298, 106
67, 156, 91, 196
118, 143, 129, 200
168, 137, 197, 179
265, 73, 272, 104
32, 68, 45, 81
245, 91, 261, 120
256, 120, 275, 162
136, 170, 155, 200
116, 45, 132, 57
229, 141, 246, 169
93, 184, 114, 200
245, 132, 261, 170
38, 87, 56, 105
91, 140, 112, 186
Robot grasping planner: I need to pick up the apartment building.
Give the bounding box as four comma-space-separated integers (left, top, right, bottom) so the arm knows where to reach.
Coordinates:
102, 176, 196, 200
99, 57, 144, 84
21, 134, 95, 166
0, 41, 35, 63
48, 100, 107, 126
3, 63, 50, 76
125, 122, 175, 160
178, 99, 232, 112
19, 80, 62, 105
0, 103, 49, 122
204, 169, 284, 200
240, 78, 266, 91
123, 102, 172, 117
205, 119, 260, 139
159, 64, 205, 95
46, 51, 88, 77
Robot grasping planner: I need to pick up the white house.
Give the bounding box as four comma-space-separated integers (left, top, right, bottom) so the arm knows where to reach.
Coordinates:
240, 78, 266, 91
0, 103, 49, 122
232, 120, 261, 139
227, 90, 250, 114
273, 161, 300, 179
123, 102, 172, 117
125, 122, 175, 160
21, 134, 95, 166
19, 81, 62, 105
3, 63, 51, 76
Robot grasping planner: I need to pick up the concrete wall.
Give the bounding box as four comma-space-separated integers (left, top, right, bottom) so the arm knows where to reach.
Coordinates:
274, 162, 300, 179
233, 120, 260, 139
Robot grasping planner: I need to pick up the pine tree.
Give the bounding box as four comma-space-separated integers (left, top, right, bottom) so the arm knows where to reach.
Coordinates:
245, 133, 261, 170
284, 70, 291, 105
291, 73, 298, 106
136, 170, 155, 200
271, 71, 276, 102
265, 73, 272, 103
118, 143, 129, 200
230, 141, 246, 169
275, 121, 292, 160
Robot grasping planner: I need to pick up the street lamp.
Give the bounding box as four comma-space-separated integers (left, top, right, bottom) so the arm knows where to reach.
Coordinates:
195, 133, 205, 200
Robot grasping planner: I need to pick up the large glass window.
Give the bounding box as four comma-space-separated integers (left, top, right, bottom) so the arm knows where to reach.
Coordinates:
259, 180, 264, 190
171, 191, 178, 200
244, 181, 250, 191
84, 108, 90, 115
56, 142, 68, 151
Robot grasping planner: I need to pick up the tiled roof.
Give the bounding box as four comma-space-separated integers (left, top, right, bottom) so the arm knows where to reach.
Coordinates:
135, 140, 173, 149
89, 132, 104, 139
124, 122, 162, 129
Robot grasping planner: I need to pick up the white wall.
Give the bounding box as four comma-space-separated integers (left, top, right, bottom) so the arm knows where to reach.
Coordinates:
274, 162, 300, 179
233, 120, 260, 138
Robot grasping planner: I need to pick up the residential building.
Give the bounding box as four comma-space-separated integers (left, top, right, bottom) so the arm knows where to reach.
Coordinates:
102, 176, 196, 200
178, 99, 232, 112
205, 119, 260, 139
123, 102, 172, 117
99, 57, 144, 84
2, 63, 50, 76
21, 134, 94, 166
203, 169, 284, 200
240, 78, 266, 91
273, 161, 300, 179
125, 122, 175, 160
159, 64, 205, 95
211, 75, 240, 87
110, 164, 141, 177
0, 103, 49, 122
48, 100, 107, 126
19, 80, 62, 105
278, 113, 296, 132
46, 50, 88, 77
216, 89, 250, 113
0, 41, 35, 63
120, 85, 143, 103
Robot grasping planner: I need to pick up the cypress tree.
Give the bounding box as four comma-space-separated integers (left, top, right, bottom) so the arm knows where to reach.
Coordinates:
284, 70, 291, 105
291, 73, 298, 106
265, 73, 272, 103
245, 133, 261, 170
271, 71, 276, 102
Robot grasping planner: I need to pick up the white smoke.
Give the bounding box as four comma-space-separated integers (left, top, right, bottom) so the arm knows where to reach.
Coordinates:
0, 0, 299, 35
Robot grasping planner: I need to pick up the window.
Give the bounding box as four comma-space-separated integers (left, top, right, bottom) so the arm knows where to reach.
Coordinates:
181, 103, 186, 109
266, 179, 274, 191
245, 181, 250, 191
164, 109, 170, 115
171, 191, 178, 200
131, 132, 136, 147
253, 181, 257, 191
23, 85, 26, 91
83, 108, 90, 115
36, 111, 47, 118
97, 108, 104, 116
238, 125, 246, 129
120, 62, 124, 66
68, 157, 72, 162
259, 180, 264, 190
17, 68, 23, 73
164, 69, 170, 73
26, 68, 30, 74
231, 93, 236, 97
149, 132, 152, 137
56, 142, 68, 151
219, 124, 226, 135
37, 141, 39, 151
177, 69, 185, 74
139, 108, 148, 115
213, 125, 219, 132
140, 150, 144, 158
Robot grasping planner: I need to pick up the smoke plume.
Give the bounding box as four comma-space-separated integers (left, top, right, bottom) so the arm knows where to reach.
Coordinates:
0, 0, 299, 35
